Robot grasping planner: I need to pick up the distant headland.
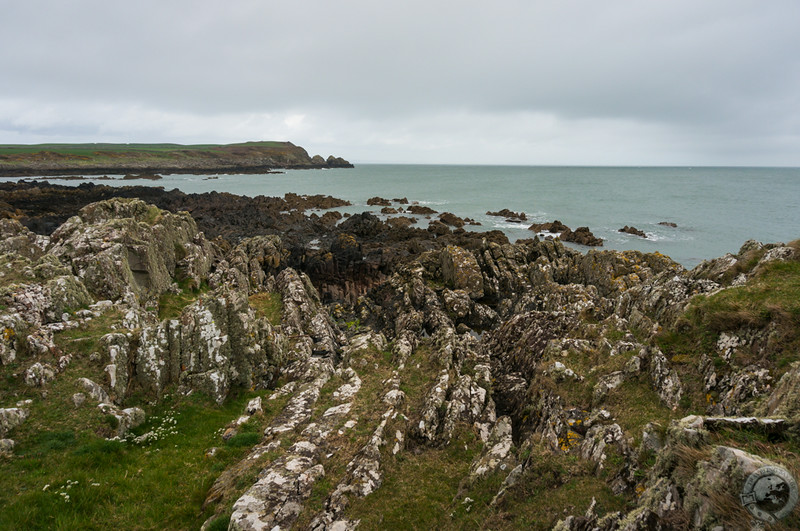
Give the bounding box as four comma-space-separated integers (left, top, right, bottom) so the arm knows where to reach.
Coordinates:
0, 141, 353, 176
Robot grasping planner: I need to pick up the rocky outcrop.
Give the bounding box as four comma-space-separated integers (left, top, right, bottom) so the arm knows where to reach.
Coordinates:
49, 198, 213, 301
528, 220, 569, 233
619, 225, 647, 238
486, 209, 527, 221
561, 226, 603, 247
2, 186, 798, 530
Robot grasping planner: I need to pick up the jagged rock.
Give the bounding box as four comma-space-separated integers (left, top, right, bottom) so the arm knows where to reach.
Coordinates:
49, 198, 213, 300
427, 219, 451, 236
0, 218, 46, 259
246, 397, 263, 416
486, 209, 527, 221
593, 371, 626, 403
366, 196, 391, 207
440, 246, 484, 299
438, 212, 466, 228
469, 416, 515, 478
561, 226, 603, 247
528, 220, 569, 233
407, 204, 437, 215
77, 377, 110, 403
619, 225, 647, 238
658, 221, 678, 228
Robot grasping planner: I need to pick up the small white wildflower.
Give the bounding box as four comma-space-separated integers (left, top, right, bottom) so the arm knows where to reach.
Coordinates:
91, 483, 100, 487
42, 484, 50, 492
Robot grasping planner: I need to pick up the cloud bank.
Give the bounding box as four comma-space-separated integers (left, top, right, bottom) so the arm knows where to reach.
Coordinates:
2, 0, 799, 165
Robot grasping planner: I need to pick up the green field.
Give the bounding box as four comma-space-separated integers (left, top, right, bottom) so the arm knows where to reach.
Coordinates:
0, 141, 285, 156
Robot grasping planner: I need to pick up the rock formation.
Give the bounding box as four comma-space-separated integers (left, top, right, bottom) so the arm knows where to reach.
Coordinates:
1, 185, 799, 530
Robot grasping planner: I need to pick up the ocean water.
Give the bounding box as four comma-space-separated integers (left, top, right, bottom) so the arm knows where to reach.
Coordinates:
11, 164, 800, 268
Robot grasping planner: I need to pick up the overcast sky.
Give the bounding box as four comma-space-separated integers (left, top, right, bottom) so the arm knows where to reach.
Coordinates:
1, 1, 799, 165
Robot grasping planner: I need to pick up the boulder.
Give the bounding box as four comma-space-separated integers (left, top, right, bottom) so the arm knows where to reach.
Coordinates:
528, 220, 569, 233
366, 197, 391, 207
561, 226, 603, 246
619, 225, 647, 238
407, 205, 437, 215
486, 209, 527, 221
438, 212, 466, 228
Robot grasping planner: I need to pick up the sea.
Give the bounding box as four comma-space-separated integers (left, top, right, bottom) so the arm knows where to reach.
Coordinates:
9, 164, 800, 269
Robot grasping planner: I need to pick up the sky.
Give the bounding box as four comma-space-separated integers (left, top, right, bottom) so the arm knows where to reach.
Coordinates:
1, 1, 799, 166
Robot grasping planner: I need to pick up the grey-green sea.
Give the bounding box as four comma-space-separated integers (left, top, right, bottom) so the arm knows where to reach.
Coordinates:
25, 164, 800, 268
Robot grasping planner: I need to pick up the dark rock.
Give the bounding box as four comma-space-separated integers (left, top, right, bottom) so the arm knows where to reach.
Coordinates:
408, 205, 437, 215
658, 221, 678, 228
319, 211, 342, 227
487, 209, 527, 221
380, 206, 399, 214
386, 216, 416, 229
367, 197, 392, 207
561, 226, 603, 246
326, 155, 353, 168
392, 197, 409, 204
528, 220, 569, 233
619, 225, 647, 238
427, 219, 451, 236
438, 212, 466, 228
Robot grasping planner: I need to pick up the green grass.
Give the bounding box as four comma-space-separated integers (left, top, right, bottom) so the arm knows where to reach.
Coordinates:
0, 389, 283, 530
248, 292, 283, 327
0, 141, 285, 156
158, 281, 208, 321
659, 259, 800, 377
344, 427, 482, 530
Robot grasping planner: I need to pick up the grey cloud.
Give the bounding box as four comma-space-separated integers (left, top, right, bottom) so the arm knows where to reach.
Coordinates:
1, 0, 799, 164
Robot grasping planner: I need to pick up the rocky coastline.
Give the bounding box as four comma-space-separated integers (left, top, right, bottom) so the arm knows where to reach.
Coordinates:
1, 181, 799, 529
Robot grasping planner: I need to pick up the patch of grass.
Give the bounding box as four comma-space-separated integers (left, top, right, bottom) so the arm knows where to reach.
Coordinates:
658, 259, 800, 378
603, 377, 674, 442
0, 388, 282, 529
481, 445, 627, 530
248, 292, 283, 327
224, 432, 260, 448
158, 280, 208, 320
344, 427, 482, 530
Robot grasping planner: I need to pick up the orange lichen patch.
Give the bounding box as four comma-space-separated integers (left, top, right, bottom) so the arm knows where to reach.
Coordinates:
558, 429, 583, 452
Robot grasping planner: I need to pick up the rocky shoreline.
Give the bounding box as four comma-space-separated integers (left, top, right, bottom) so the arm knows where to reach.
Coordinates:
1, 182, 799, 529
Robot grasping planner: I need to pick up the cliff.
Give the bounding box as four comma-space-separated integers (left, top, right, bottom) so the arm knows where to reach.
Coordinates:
0, 188, 798, 529
0, 141, 353, 176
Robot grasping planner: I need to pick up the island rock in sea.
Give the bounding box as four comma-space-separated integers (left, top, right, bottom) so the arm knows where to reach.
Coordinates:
1, 186, 799, 530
